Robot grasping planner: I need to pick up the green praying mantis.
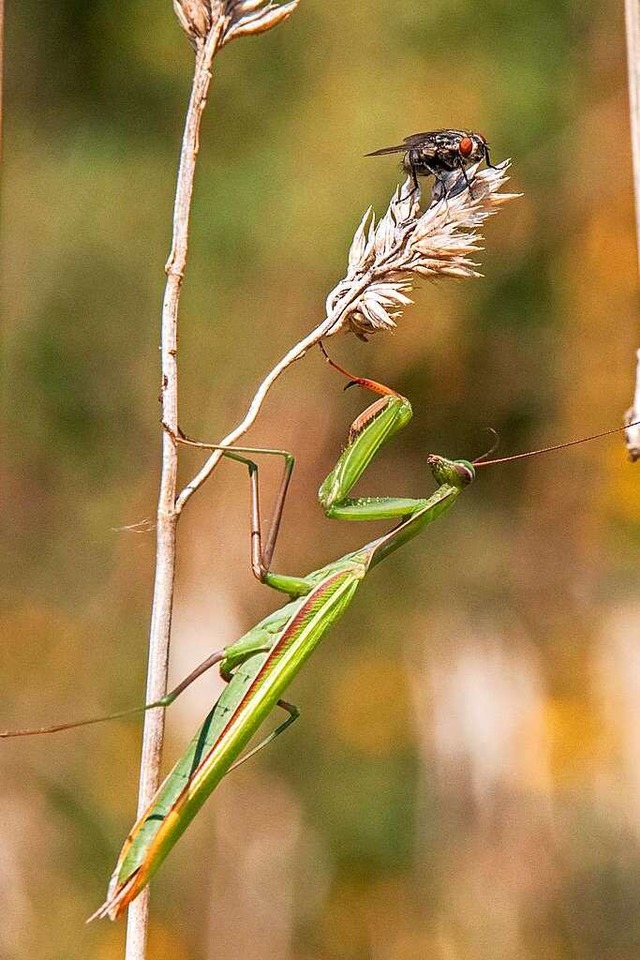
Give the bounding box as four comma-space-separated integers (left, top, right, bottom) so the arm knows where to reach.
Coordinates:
2, 348, 632, 921
96, 354, 476, 920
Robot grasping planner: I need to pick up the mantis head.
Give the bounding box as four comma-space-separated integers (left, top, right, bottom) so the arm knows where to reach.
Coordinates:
427, 455, 476, 487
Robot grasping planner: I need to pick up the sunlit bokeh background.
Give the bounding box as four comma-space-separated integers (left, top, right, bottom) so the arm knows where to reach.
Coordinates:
3, 1, 640, 957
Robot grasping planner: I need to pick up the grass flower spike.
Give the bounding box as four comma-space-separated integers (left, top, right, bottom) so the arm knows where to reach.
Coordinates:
326, 162, 519, 340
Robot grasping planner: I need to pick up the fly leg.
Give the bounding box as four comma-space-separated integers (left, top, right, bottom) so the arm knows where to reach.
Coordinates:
444, 157, 474, 200
484, 143, 497, 169
402, 148, 424, 202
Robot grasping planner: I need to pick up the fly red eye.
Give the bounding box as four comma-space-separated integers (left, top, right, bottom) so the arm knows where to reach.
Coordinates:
458, 136, 474, 157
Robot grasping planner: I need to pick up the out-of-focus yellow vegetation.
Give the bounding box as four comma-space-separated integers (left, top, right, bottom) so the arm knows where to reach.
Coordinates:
2, 1, 640, 958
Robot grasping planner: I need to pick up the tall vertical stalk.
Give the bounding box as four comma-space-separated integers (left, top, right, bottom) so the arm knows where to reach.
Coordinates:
624, 0, 640, 457
124, 17, 226, 960
625, 0, 640, 269
0, 0, 4, 165
123, 1, 301, 951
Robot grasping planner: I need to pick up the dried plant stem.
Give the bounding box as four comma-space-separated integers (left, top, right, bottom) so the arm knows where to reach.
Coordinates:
0, 0, 3, 166
175, 277, 372, 511
625, 0, 640, 458
626, 0, 640, 272
124, 14, 228, 960
625, 349, 640, 460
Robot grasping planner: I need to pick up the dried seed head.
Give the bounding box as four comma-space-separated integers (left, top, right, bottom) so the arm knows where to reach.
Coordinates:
173, 0, 213, 40
324, 162, 519, 340
223, 0, 300, 43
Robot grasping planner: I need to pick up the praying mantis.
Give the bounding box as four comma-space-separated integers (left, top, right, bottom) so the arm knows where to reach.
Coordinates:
92, 355, 475, 920
3, 349, 631, 921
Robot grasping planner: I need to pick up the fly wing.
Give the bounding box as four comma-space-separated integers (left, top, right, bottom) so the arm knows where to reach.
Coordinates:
367, 131, 445, 159
401, 131, 441, 159
401, 130, 439, 145
365, 130, 452, 160
365, 143, 408, 157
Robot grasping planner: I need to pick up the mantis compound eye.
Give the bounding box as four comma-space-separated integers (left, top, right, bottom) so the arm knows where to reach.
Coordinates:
453, 460, 476, 484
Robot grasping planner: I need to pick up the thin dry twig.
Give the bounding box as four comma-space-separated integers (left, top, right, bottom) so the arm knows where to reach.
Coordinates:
625, 349, 640, 460
624, 0, 640, 458
0, 0, 4, 167
176, 162, 517, 510
625, 0, 640, 272
123, 17, 227, 958
125, 2, 300, 957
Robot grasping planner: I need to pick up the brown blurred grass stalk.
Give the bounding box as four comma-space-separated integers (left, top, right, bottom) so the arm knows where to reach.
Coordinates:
624, 0, 640, 457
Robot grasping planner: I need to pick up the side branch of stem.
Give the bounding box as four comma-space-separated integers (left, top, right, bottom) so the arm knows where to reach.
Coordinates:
175, 273, 374, 511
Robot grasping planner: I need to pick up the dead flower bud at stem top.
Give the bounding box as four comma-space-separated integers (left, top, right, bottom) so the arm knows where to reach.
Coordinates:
172, 0, 299, 44
173, 0, 213, 40
222, 0, 300, 43
324, 162, 519, 341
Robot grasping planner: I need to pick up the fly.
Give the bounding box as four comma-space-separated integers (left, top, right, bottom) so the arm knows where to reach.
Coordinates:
366, 128, 495, 199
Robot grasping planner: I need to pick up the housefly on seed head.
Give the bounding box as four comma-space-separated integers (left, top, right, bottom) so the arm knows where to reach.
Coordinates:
366, 129, 494, 199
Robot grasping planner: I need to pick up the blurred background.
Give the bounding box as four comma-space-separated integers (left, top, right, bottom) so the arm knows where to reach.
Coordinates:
3, 1, 640, 957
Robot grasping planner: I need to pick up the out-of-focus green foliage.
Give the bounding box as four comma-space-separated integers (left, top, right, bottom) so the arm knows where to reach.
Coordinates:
2, 1, 640, 958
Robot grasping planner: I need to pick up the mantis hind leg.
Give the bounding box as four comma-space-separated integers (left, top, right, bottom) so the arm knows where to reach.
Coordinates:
227, 699, 300, 772
0, 648, 231, 738
166, 425, 296, 586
